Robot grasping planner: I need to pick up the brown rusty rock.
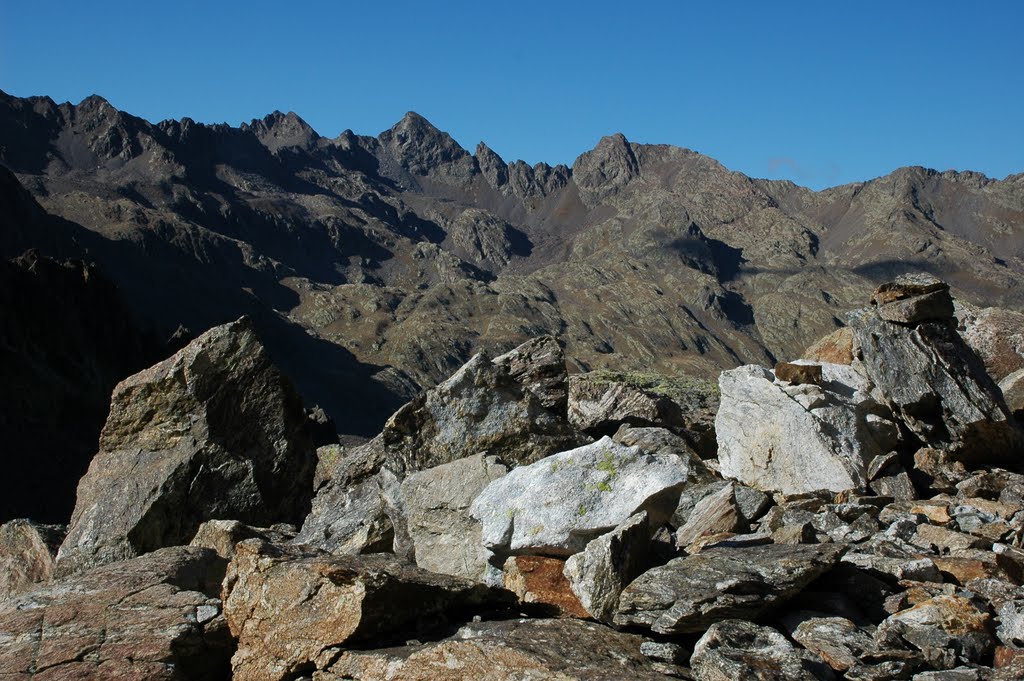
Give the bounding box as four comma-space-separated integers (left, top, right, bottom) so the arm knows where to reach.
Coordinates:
871, 274, 949, 307
0, 546, 231, 680
503, 555, 589, 618
222, 539, 513, 681
802, 327, 855, 365
774, 361, 823, 385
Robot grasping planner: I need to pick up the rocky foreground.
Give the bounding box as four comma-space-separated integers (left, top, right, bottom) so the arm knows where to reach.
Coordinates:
3, 273, 1024, 680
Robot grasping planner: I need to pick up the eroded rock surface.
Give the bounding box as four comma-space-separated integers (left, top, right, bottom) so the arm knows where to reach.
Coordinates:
318, 618, 674, 680
0, 546, 231, 680
57, 318, 317, 576
716, 363, 890, 494
297, 337, 580, 555
850, 305, 1023, 461
222, 539, 513, 681
563, 511, 651, 622
401, 453, 507, 581
0, 519, 64, 601
690, 619, 836, 681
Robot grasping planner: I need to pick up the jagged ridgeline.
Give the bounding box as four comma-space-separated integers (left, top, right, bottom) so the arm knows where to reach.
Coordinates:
2, 89, 1023, 442
3, 91, 1024, 679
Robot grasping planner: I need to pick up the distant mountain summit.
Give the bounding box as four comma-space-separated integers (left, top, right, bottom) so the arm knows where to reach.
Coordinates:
2, 90, 1022, 439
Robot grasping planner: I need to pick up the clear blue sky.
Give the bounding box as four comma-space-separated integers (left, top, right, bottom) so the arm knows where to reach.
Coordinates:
1, 1, 1021, 189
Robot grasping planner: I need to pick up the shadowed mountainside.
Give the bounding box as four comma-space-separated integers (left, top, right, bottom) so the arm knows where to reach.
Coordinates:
1, 90, 1021, 445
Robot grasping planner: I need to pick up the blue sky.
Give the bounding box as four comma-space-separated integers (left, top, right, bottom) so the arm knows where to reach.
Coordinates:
1, 1, 1021, 189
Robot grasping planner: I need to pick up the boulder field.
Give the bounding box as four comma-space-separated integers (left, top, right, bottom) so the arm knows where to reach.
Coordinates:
3, 274, 1024, 680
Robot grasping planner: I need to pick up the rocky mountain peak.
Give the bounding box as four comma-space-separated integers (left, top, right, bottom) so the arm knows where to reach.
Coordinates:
377, 111, 476, 181
475, 141, 509, 189
248, 110, 319, 153
571, 132, 641, 206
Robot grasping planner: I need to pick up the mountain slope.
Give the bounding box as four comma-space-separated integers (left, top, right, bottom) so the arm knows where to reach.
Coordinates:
1, 90, 1021, 437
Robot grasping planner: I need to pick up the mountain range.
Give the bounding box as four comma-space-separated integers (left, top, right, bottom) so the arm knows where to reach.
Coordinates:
2, 89, 1023, 521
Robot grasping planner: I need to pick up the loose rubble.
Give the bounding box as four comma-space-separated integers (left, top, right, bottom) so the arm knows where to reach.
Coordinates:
7, 274, 1024, 680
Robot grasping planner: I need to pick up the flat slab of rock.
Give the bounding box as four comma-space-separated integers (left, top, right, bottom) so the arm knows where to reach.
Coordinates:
877, 289, 955, 324
0, 519, 64, 601
784, 615, 877, 672
849, 306, 1023, 461
318, 618, 674, 680
401, 453, 507, 581
871, 274, 950, 307
56, 318, 317, 576
716, 363, 887, 494
690, 619, 836, 680
222, 539, 513, 681
615, 543, 846, 634
471, 436, 692, 557
0, 546, 231, 680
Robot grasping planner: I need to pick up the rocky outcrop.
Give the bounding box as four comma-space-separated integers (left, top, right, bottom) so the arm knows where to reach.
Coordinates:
0, 519, 64, 601
471, 436, 693, 558
0, 546, 231, 680
56, 318, 317, 576
614, 543, 846, 634
296, 336, 579, 554
401, 453, 507, 581
850, 282, 1024, 461
716, 362, 893, 494
221, 539, 513, 681
317, 618, 675, 680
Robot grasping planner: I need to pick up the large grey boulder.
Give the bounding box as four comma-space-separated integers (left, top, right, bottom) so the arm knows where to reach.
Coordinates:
400, 453, 508, 581
56, 318, 317, 576
563, 511, 652, 622
690, 619, 836, 681
297, 337, 581, 554
716, 362, 892, 494
849, 303, 1024, 461
471, 436, 694, 558
614, 543, 846, 634
368, 335, 578, 476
